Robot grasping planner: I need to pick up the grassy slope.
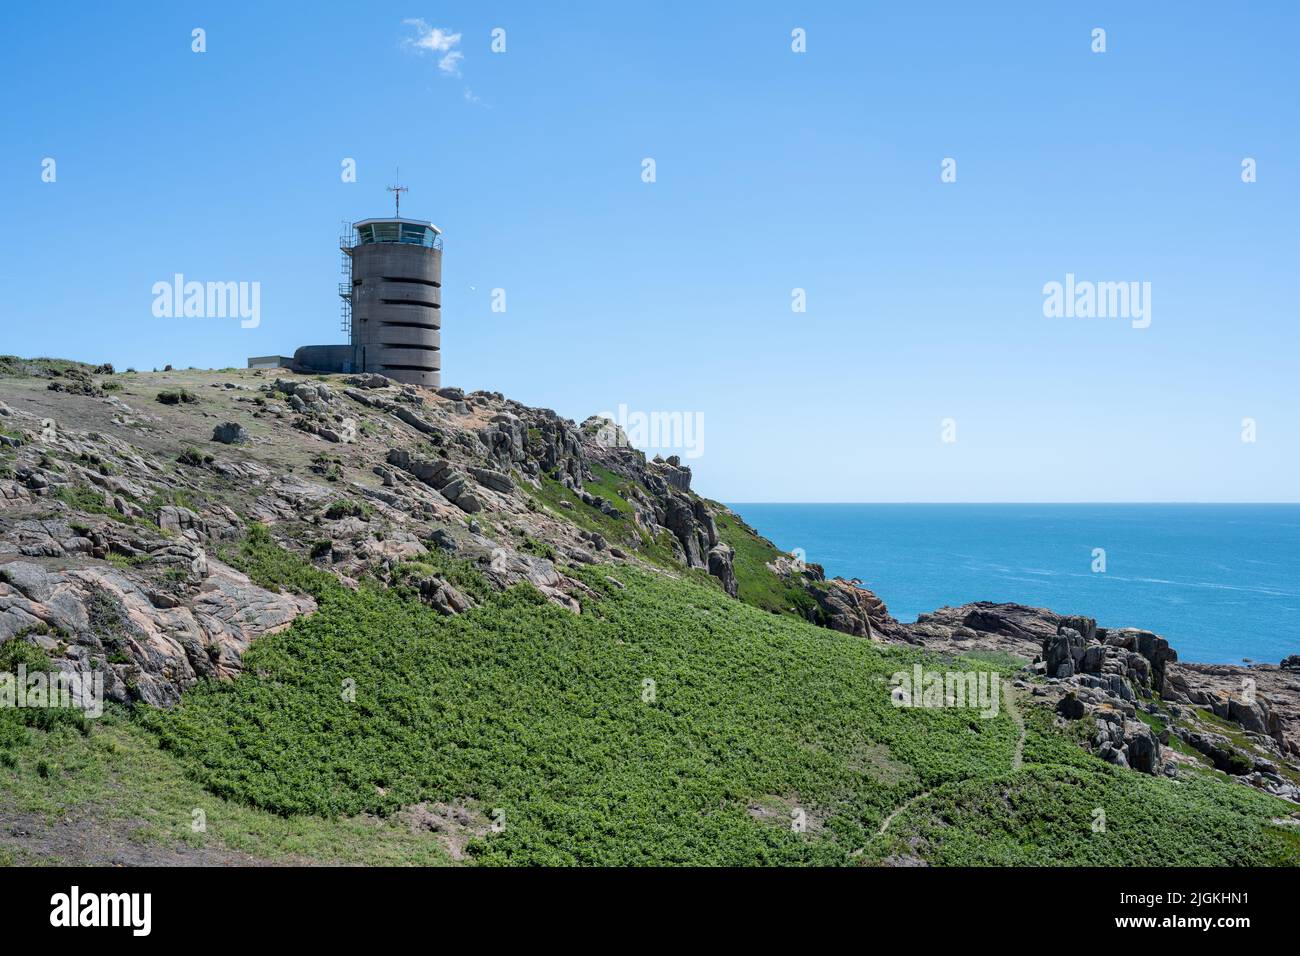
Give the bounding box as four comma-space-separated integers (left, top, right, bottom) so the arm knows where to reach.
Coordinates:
712, 505, 827, 621
0, 711, 455, 866
0, 640, 452, 865
524, 463, 694, 570
888, 707, 1300, 865
142, 528, 980, 864
3, 527, 1278, 866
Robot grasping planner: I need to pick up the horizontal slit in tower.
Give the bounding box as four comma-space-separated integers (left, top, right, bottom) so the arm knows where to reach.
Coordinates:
380, 320, 439, 330
380, 299, 439, 308
382, 276, 440, 288
382, 343, 439, 351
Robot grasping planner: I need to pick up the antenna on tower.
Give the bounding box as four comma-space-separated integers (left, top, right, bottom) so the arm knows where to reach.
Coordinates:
387, 167, 409, 218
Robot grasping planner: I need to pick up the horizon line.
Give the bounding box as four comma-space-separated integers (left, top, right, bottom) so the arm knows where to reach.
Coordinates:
724, 501, 1300, 506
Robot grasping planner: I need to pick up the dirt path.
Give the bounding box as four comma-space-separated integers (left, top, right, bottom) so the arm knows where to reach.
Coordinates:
1005, 679, 1026, 772
875, 788, 933, 838
874, 680, 1027, 841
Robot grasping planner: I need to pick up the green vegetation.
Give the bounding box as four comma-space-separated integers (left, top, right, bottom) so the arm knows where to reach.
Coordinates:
76, 452, 117, 476
52, 484, 133, 524
526, 470, 638, 548
146, 487, 198, 513
324, 499, 372, 521
0, 356, 96, 379
961, 649, 1030, 669
519, 536, 556, 561
3, 520, 1296, 866
0, 706, 454, 865
156, 389, 198, 406
582, 464, 635, 516
0, 640, 90, 738
310, 454, 343, 481
712, 507, 826, 621
391, 550, 494, 604
1189, 707, 1298, 782
135, 529, 1010, 863
114, 526, 1297, 865
178, 447, 214, 468
535, 467, 683, 566
882, 707, 1300, 865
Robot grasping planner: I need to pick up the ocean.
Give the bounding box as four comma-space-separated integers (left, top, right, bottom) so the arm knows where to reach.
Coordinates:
726, 504, 1300, 665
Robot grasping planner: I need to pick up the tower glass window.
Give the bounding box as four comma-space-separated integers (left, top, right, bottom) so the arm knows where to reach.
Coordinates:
355, 219, 440, 248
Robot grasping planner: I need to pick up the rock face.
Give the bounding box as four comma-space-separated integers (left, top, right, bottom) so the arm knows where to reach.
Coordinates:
0, 363, 759, 706
0, 559, 313, 707
901, 600, 1300, 797
649, 455, 693, 493
998, 612, 1175, 777
911, 602, 1063, 657
757, 554, 902, 641
1164, 662, 1299, 760
1059, 648, 1166, 775
818, 577, 905, 641
1040, 623, 1175, 696
707, 544, 737, 597
663, 497, 715, 568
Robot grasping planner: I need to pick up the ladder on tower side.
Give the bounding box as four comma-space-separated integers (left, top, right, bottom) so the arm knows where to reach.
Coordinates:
338, 221, 355, 336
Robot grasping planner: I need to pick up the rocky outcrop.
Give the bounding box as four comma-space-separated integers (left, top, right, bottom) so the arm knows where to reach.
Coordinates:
1026, 617, 1175, 776
901, 600, 1299, 795
1163, 662, 1296, 758
384, 449, 483, 514
0, 559, 313, 707
911, 602, 1062, 658
1039, 621, 1174, 697
662, 496, 715, 568
766, 554, 908, 641
211, 422, 247, 444
345, 372, 390, 390
707, 544, 737, 597
649, 455, 692, 493
815, 577, 905, 641
468, 466, 514, 495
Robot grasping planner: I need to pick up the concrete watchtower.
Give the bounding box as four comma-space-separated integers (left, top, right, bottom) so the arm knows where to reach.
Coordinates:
342, 213, 443, 388
264, 183, 447, 387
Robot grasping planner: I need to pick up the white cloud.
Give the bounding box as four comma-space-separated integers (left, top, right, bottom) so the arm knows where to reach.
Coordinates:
439, 50, 463, 75
401, 19, 463, 75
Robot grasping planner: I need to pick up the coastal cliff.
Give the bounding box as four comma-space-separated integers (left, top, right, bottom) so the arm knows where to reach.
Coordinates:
1, 356, 1297, 865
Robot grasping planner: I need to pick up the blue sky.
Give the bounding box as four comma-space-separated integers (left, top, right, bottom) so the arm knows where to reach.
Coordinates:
3, 2, 1297, 502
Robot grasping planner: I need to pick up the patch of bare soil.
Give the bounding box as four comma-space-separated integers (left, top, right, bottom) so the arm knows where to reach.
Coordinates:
0, 806, 305, 867
391, 802, 491, 862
